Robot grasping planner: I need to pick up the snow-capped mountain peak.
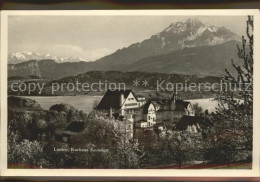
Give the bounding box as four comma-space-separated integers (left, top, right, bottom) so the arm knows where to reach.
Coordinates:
8, 52, 88, 64
157, 18, 240, 49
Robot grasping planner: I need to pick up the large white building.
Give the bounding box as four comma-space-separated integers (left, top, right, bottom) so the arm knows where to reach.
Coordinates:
96, 89, 195, 139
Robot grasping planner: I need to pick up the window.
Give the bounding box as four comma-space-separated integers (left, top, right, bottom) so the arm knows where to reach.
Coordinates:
125, 103, 138, 107
63, 137, 68, 143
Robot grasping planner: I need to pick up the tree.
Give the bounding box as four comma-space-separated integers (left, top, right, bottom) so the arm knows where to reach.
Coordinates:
192, 103, 203, 116
160, 130, 203, 168
204, 136, 237, 166
43, 140, 70, 168
138, 130, 162, 167
8, 129, 48, 168
208, 16, 253, 163
80, 112, 139, 168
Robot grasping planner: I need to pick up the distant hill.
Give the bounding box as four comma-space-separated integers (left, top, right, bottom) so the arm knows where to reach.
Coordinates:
8, 40, 240, 79
8, 59, 98, 79
124, 40, 241, 76
8, 60, 41, 77
8, 71, 220, 99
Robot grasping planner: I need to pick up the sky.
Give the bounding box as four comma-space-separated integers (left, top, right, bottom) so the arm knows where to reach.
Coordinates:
8, 16, 247, 62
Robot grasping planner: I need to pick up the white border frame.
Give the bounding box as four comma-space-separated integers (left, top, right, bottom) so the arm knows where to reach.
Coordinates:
1, 10, 260, 177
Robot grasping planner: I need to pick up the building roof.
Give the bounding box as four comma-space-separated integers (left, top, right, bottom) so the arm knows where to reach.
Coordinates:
143, 101, 164, 114
140, 92, 170, 101
174, 100, 190, 111
147, 99, 190, 112
151, 101, 164, 107
97, 90, 191, 113
175, 115, 202, 131
136, 120, 147, 123
63, 131, 80, 136
96, 89, 135, 110
143, 102, 152, 114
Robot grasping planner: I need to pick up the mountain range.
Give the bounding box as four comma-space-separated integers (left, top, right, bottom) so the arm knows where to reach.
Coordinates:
8, 18, 242, 79
95, 18, 240, 70
8, 52, 88, 64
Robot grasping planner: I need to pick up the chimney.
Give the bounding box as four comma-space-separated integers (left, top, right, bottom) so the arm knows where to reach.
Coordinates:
171, 92, 176, 110
172, 92, 176, 103
120, 93, 125, 106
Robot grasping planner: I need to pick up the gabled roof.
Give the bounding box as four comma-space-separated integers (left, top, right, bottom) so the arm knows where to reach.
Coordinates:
96, 89, 134, 110
151, 101, 164, 107
135, 120, 147, 123
147, 99, 190, 112
143, 102, 156, 114
175, 115, 202, 131
174, 100, 190, 111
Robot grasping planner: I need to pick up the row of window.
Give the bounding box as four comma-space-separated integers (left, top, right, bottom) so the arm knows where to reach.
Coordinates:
140, 122, 154, 127
125, 103, 138, 107
125, 109, 140, 114
148, 116, 156, 121
148, 122, 153, 127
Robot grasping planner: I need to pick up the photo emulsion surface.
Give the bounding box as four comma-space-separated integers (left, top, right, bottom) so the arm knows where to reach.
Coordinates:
4, 12, 256, 171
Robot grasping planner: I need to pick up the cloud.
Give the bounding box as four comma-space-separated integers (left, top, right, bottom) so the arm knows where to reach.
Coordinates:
83, 48, 114, 61
53, 44, 83, 53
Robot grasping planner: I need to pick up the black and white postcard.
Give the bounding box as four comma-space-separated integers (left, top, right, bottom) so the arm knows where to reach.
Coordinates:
1, 10, 260, 177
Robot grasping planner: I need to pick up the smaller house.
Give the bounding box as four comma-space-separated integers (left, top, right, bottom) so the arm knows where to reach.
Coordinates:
135, 120, 148, 128
154, 123, 165, 131
175, 115, 202, 133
